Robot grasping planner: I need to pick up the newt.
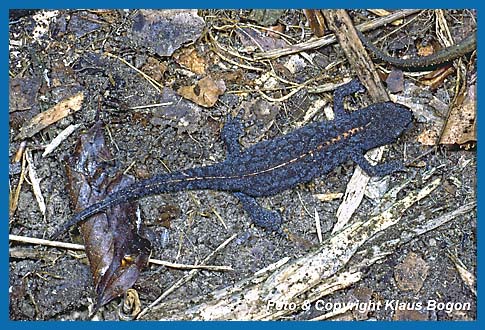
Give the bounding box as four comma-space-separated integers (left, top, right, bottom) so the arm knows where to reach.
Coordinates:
52, 79, 413, 238
357, 29, 476, 69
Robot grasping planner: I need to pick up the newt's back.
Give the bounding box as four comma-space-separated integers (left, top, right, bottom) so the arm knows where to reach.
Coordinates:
220, 101, 412, 197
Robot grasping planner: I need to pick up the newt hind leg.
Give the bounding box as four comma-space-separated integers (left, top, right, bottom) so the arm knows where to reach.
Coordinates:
233, 192, 283, 233
350, 151, 405, 177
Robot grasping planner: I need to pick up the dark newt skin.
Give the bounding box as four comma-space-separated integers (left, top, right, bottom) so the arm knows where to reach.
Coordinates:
52, 80, 412, 238
357, 29, 476, 69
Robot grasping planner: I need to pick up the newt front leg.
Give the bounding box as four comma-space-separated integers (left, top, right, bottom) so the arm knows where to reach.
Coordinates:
222, 114, 284, 233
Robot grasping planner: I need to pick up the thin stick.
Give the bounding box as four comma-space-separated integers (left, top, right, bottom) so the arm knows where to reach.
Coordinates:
9, 234, 232, 271
9, 151, 28, 218
10, 234, 84, 250
211, 46, 265, 72
256, 84, 306, 102
42, 124, 81, 157
128, 102, 173, 110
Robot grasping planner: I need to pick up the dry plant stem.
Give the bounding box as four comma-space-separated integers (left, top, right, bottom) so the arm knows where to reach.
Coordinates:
25, 149, 46, 217
14, 92, 84, 140
257, 84, 306, 102
208, 32, 265, 72
9, 152, 28, 218
210, 45, 265, 72
307, 79, 353, 94
128, 102, 173, 110
270, 200, 477, 320
254, 9, 421, 60
8, 234, 232, 271
10, 234, 84, 250
42, 124, 80, 157
435, 9, 454, 47
447, 251, 476, 296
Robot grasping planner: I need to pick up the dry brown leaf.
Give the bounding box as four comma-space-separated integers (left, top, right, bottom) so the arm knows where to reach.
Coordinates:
440, 83, 476, 146
131, 10, 204, 57
14, 91, 84, 140
65, 121, 151, 309
303, 10, 325, 37
419, 65, 455, 89
416, 126, 440, 146
266, 24, 286, 38
177, 76, 226, 107
174, 46, 206, 75
385, 69, 404, 93
394, 252, 429, 293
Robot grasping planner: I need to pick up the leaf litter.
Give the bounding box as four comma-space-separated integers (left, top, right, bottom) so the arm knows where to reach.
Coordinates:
64, 120, 151, 311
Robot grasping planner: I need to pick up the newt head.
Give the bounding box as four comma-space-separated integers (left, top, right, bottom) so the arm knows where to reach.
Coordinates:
356, 101, 413, 151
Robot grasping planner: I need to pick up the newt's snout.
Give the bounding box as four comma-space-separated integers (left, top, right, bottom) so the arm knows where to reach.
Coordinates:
387, 102, 413, 137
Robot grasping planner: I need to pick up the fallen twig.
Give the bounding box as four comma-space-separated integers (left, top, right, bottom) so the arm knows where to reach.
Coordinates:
9, 151, 28, 218
8, 234, 233, 272
42, 124, 80, 157
25, 149, 46, 217
254, 9, 421, 60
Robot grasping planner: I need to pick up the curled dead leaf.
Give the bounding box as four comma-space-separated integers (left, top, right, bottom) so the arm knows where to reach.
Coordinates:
174, 46, 206, 75
120, 288, 142, 319
440, 83, 476, 147
65, 121, 151, 309
177, 76, 226, 107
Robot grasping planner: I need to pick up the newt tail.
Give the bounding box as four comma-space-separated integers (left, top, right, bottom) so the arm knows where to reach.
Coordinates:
357, 29, 476, 69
